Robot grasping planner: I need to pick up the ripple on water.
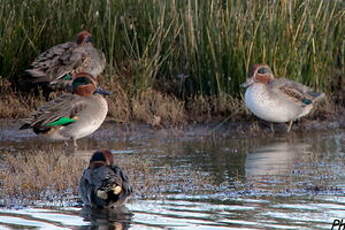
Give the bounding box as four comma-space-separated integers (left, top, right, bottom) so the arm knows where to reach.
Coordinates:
1, 122, 345, 230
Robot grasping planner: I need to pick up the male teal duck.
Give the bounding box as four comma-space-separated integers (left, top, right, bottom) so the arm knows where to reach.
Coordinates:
79, 150, 132, 209
25, 31, 106, 91
242, 64, 325, 132
20, 72, 109, 148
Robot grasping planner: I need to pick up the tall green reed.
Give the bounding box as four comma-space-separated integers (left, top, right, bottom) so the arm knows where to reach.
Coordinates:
0, 0, 343, 97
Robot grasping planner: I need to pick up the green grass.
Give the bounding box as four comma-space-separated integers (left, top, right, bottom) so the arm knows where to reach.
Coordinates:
0, 0, 344, 98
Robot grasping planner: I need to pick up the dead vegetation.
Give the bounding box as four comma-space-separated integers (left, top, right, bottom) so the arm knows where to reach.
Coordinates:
0, 148, 217, 203
0, 73, 342, 129
130, 89, 185, 127
186, 94, 250, 123
0, 79, 46, 119
0, 150, 87, 199
0, 77, 248, 125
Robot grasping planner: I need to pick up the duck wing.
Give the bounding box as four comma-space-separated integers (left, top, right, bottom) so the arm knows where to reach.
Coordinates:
79, 169, 93, 206
20, 94, 87, 129
111, 165, 133, 197
269, 78, 325, 106
25, 42, 78, 82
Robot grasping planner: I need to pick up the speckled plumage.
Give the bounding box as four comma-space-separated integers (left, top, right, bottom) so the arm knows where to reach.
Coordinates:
25, 31, 106, 90
242, 64, 325, 132
79, 151, 132, 208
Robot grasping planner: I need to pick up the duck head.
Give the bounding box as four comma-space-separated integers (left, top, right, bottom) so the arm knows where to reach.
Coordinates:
241, 64, 274, 88
72, 73, 111, 96
89, 150, 114, 169
88, 150, 128, 207
76, 31, 93, 44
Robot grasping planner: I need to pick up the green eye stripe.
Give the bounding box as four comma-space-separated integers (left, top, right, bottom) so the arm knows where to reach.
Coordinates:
258, 68, 269, 74
72, 77, 93, 88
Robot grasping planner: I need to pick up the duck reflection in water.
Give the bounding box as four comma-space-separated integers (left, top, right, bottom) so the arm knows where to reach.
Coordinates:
79, 205, 133, 230
245, 142, 310, 181
79, 150, 132, 209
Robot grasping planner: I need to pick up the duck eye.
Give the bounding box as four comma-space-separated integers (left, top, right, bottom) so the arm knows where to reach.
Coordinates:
257, 68, 269, 74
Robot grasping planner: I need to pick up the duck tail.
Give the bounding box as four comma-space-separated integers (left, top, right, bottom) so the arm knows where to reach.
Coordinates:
24, 69, 51, 84
33, 126, 51, 134
25, 69, 47, 78
300, 91, 325, 105
308, 91, 325, 102
19, 123, 31, 130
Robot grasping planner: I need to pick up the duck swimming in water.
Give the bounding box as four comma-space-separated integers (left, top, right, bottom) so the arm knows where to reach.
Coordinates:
79, 150, 132, 208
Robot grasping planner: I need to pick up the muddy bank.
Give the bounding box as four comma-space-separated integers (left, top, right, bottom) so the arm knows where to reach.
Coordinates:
1, 77, 343, 127
0, 113, 344, 145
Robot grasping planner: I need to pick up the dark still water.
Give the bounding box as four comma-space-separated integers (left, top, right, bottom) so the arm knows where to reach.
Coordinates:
1, 122, 345, 229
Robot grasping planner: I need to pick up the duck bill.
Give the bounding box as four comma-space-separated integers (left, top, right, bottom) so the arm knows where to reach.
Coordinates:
95, 87, 111, 95
241, 78, 254, 88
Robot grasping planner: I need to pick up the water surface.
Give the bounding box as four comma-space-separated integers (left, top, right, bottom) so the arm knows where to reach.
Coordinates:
0, 122, 345, 229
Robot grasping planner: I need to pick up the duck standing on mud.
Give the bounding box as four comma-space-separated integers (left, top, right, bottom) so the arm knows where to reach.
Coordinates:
24, 31, 106, 96
19, 72, 109, 148
241, 64, 325, 132
79, 150, 132, 209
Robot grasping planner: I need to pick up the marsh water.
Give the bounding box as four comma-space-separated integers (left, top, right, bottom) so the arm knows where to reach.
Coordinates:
1, 121, 345, 229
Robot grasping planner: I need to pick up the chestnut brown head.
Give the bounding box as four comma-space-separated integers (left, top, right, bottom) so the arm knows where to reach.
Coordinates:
89, 150, 114, 169
76, 31, 93, 45
71, 72, 97, 96
241, 64, 274, 88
